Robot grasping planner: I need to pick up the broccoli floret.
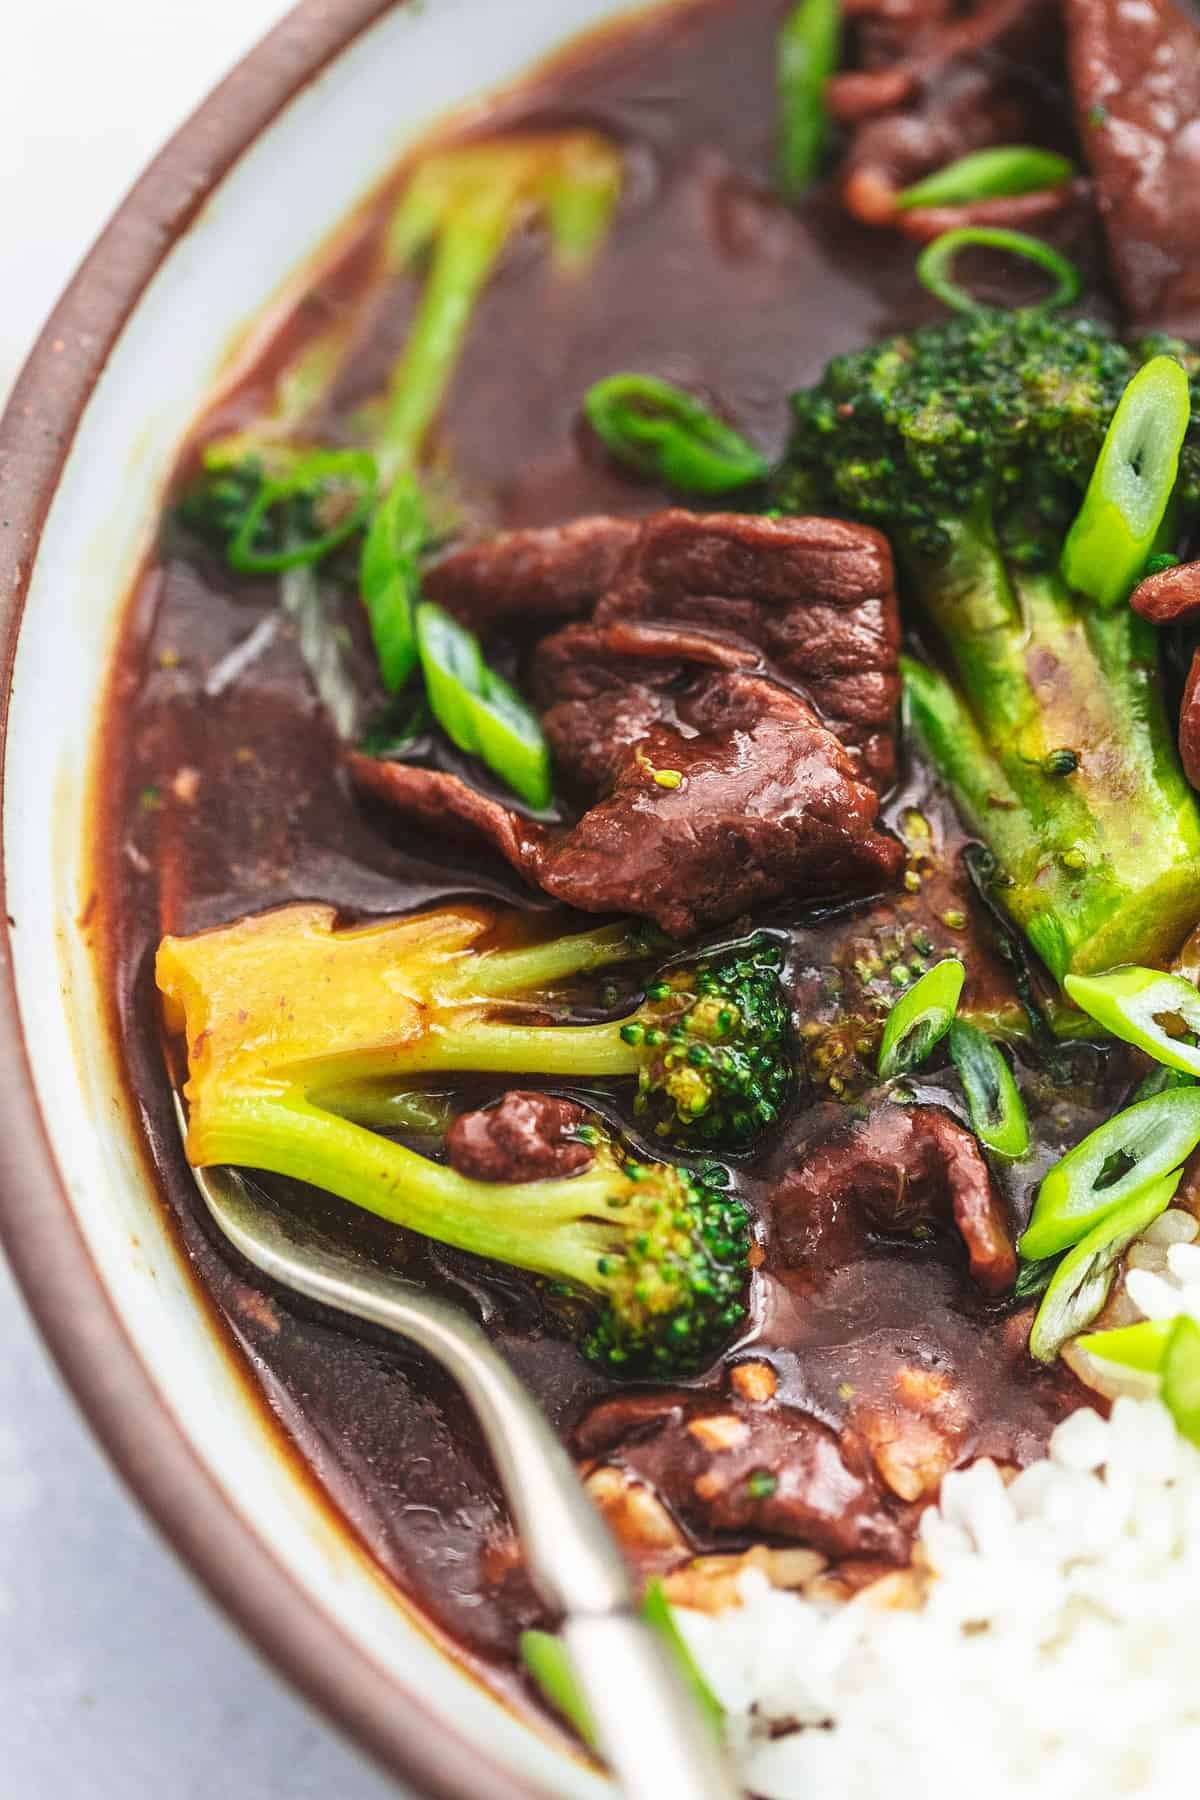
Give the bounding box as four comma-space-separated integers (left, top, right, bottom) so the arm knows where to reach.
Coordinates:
158, 910, 751, 1373
156, 903, 793, 1156
183, 1088, 748, 1374
780, 308, 1200, 983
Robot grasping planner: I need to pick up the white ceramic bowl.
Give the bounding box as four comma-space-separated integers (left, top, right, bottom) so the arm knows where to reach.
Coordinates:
0, 3, 669, 1792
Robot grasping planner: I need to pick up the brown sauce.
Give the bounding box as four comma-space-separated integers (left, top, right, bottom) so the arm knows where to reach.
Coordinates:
94, 0, 1118, 1711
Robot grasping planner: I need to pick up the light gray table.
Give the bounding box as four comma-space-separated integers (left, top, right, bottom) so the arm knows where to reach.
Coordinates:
0, 1251, 405, 1798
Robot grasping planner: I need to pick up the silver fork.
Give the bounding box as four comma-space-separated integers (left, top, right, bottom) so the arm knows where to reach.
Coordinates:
173, 1100, 741, 1800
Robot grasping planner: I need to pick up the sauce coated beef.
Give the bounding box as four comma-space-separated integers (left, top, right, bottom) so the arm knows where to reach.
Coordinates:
773, 1103, 1018, 1297
1064, 0, 1200, 335
446, 1091, 593, 1183
1129, 564, 1200, 788
576, 1378, 911, 1563
350, 510, 903, 937
830, 0, 1074, 234
423, 516, 640, 630
566, 1102, 1039, 1568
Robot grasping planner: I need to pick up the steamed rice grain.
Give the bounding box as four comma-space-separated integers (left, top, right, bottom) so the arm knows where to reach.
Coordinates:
680, 1397, 1200, 1798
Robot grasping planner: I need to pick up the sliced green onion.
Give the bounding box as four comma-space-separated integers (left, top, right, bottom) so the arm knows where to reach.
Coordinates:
642, 1580, 724, 1736
470, 668, 553, 810
1060, 356, 1191, 610
1130, 1063, 1199, 1105
1077, 1316, 1174, 1372
584, 375, 769, 495
1064, 965, 1200, 1077
520, 1630, 597, 1748
896, 146, 1074, 212
877, 958, 965, 1079
228, 449, 377, 575
360, 473, 426, 693
521, 1580, 724, 1751
1162, 1314, 1200, 1444
1020, 1086, 1200, 1260
1014, 1254, 1060, 1300
777, 0, 841, 201
415, 602, 485, 753
947, 1019, 1030, 1158
1029, 1171, 1179, 1362
916, 227, 1082, 316
358, 691, 432, 760
415, 602, 554, 806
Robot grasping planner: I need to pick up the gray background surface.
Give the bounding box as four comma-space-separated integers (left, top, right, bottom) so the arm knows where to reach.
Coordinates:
1, 4, 416, 1794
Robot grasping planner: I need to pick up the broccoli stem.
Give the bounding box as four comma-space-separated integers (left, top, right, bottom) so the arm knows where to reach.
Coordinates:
376, 183, 517, 484
905, 538, 1200, 979
439, 921, 653, 1001
189, 1086, 626, 1289
314, 1016, 646, 1097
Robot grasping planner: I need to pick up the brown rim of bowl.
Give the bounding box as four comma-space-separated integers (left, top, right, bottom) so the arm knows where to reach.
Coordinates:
0, 5, 566, 1797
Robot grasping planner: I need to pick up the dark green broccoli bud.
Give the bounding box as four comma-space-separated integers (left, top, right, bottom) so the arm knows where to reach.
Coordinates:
176, 451, 271, 551
573, 1146, 751, 1372
780, 308, 1200, 983
624, 939, 793, 1146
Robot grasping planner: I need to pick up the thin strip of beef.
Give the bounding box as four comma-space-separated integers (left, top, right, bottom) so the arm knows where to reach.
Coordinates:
531, 616, 760, 794
446, 1092, 594, 1183
575, 1387, 910, 1562
771, 1103, 1018, 1296
423, 516, 641, 628
428, 510, 901, 790
1064, 0, 1200, 335
347, 666, 902, 938
591, 510, 901, 788
534, 673, 902, 936
1131, 560, 1200, 626
1181, 648, 1200, 791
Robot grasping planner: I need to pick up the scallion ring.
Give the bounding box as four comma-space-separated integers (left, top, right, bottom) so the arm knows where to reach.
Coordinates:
228, 448, 377, 575
1077, 1316, 1174, 1373
470, 668, 554, 811
947, 1018, 1030, 1158
877, 957, 965, 1079
1029, 1171, 1179, 1362
896, 146, 1074, 212
415, 602, 486, 754
1162, 1315, 1200, 1445
415, 602, 554, 807
521, 1577, 724, 1751
360, 472, 426, 693
776, 0, 841, 202
916, 227, 1082, 315
1064, 964, 1200, 1077
1060, 356, 1192, 610
1020, 1085, 1200, 1261
584, 374, 770, 496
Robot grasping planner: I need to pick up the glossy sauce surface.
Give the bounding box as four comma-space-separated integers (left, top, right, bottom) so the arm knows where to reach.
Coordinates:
96, 0, 1106, 1701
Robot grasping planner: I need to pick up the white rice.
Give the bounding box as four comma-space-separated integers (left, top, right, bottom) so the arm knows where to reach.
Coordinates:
678, 1213, 1200, 1800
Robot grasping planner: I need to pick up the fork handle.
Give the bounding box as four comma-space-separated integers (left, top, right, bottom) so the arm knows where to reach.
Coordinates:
562, 1614, 742, 1800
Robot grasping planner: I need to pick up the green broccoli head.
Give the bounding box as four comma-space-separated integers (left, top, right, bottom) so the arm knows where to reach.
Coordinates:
177, 450, 271, 551
782, 308, 1140, 559
571, 1140, 752, 1373
177, 443, 377, 575
779, 308, 1200, 984
622, 939, 793, 1148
